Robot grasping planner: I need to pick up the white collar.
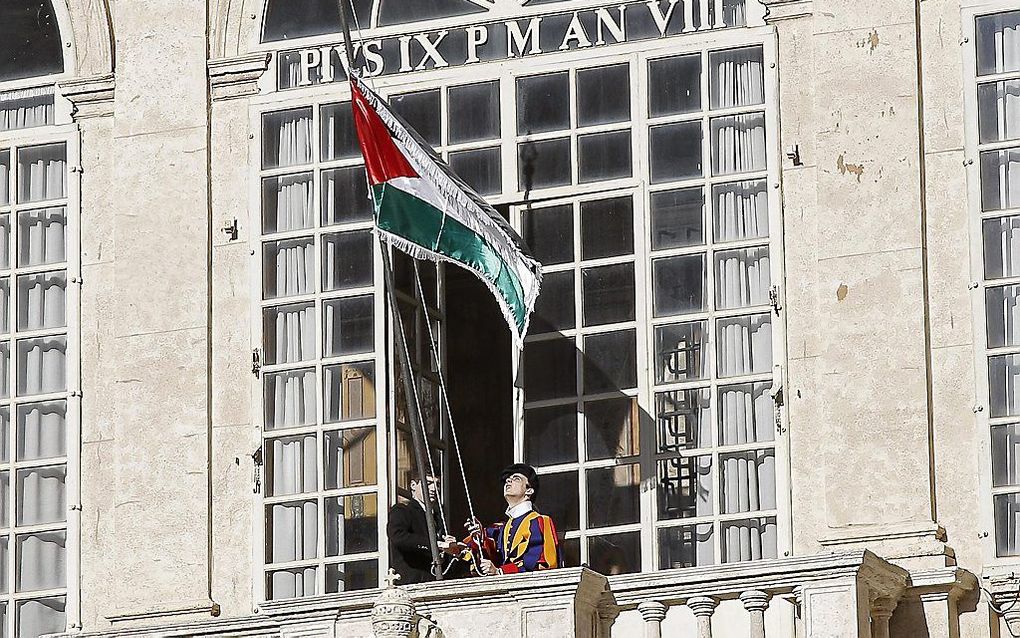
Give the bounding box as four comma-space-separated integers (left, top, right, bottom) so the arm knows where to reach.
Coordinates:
505, 500, 534, 519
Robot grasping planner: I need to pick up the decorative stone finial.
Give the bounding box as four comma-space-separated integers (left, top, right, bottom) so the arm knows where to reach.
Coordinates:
384, 568, 402, 588
372, 571, 416, 638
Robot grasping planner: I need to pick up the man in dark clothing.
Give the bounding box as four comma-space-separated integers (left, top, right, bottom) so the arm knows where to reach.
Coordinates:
386, 475, 464, 584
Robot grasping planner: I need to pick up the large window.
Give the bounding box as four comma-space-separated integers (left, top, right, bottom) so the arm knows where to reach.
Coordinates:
969, 8, 1020, 558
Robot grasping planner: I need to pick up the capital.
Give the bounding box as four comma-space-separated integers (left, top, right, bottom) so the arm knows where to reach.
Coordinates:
740, 590, 772, 613
637, 601, 668, 623
686, 596, 719, 618
870, 596, 897, 621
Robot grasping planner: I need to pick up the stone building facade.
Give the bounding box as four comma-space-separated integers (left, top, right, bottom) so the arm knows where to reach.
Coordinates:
0, 0, 1016, 636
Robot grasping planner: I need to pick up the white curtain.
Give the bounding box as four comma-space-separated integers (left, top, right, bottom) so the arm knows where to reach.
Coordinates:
19, 338, 66, 396
14, 597, 64, 637
18, 466, 66, 525
985, 216, 1020, 278
984, 148, 1020, 211
268, 240, 314, 298
269, 175, 314, 232
719, 383, 773, 446
269, 501, 317, 563
271, 567, 316, 599
268, 112, 312, 168
992, 424, 1020, 486
0, 279, 8, 335
0, 156, 8, 206
716, 247, 770, 309
715, 181, 768, 242
19, 273, 65, 331
723, 519, 777, 562
268, 304, 315, 364
20, 150, 66, 203
991, 354, 1020, 418
723, 451, 776, 513
267, 370, 317, 429
712, 114, 766, 175
711, 47, 764, 108
984, 12, 1020, 74
18, 532, 65, 591
0, 88, 54, 132
982, 80, 1020, 142
271, 435, 317, 496
18, 402, 65, 461
20, 208, 66, 267
717, 314, 772, 377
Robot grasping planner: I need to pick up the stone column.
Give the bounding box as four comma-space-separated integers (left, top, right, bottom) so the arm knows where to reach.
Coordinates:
597, 601, 620, 638
801, 578, 870, 638
637, 601, 668, 638
740, 591, 771, 638
870, 597, 897, 638
687, 596, 718, 638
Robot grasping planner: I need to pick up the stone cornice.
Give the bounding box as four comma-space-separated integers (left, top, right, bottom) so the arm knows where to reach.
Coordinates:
208, 53, 272, 102
58, 73, 116, 121
757, 0, 813, 22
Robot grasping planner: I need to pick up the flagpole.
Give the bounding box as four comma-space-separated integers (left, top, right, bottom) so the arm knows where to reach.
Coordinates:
336, 0, 446, 581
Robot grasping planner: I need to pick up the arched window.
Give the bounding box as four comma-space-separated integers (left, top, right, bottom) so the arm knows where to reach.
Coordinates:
0, 0, 64, 82
261, 0, 487, 41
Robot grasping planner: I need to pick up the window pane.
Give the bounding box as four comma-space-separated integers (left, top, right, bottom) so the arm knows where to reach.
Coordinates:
578, 130, 633, 183
657, 388, 712, 452
659, 524, 714, 569
0, 407, 9, 463
264, 238, 314, 299
326, 559, 378, 593
577, 64, 631, 126
711, 114, 766, 176
979, 80, 1020, 144
719, 382, 774, 446
324, 362, 376, 423
993, 423, 1020, 488
263, 109, 313, 169
15, 532, 64, 592
538, 470, 579, 531
320, 102, 359, 161
710, 46, 765, 109
17, 271, 64, 331
323, 295, 373, 357
0, 537, 6, 594
0, 90, 54, 132
0, 343, 9, 400
322, 166, 372, 226
263, 303, 316, 365
523, 204, 573, 266
16, 401, 65, 461
717, 314, 772, 377
322, 230, 374, 291
985, 216, 1020, 279
582, 264, 635, 326
519, 138, 572, 190
0, 0, 64, 81
0, 215, 8, 271
588, 464, 640, 529
581, 197, 633, 260
265, 434, 316, 497
16, 336, 65, 396
981, 147, 1020, 211
325, 493, 378, 556
649, 55, 701, 117
17, 207, 65, 268
977, 11, 1020, 76
655, 321, 707, 384
266, 567, 317, 600
0, 472, 7, 526
714, 180, 769, 242
0, 151, 7, 206
987, 285, 1020, 348
531, 270, 574, 333
262, 173, 314, 234
324, 427, 377, 489
650, 122, 703, 183
585, 397, 638, 461
449, 81, 500, 143
721, 518, 777, 563
15, 596, 64, 638
721, 449, 776, 514
997, 492, 1020, 556
523, 336, 576, 401
658, 455, 713, 520
266, 500, 318, 563
583, 329, 637, 393
652, 254, 705, 317
17, 144, 65, 203
651, 188, 704, 250
588, 531, 641, 575
991, 354, 1020, 418
264, 368, 317, 430
392, 90, 441, 146
449, 147, 502, 196
524, 404, 577, 466
716, 247, 771, 310
517, 73, 570, 135
16, 465, 64, 525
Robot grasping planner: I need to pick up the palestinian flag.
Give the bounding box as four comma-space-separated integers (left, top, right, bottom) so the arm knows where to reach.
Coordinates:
350, 75, 542, 345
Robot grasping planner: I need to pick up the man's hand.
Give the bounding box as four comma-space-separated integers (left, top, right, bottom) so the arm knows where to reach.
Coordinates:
438, 535, 464, 556
479, 559, 500, 576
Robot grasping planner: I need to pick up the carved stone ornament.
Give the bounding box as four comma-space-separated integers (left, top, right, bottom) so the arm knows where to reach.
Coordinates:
372, 570, 417, 638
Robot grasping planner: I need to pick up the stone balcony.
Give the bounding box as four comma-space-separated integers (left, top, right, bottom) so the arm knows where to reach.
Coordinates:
53, 551, 977, 637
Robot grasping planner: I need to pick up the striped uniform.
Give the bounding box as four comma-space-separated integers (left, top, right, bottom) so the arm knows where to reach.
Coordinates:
468, 509, 562, 574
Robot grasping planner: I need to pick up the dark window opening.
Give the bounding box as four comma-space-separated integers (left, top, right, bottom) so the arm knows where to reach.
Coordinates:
0, 0, 63, 82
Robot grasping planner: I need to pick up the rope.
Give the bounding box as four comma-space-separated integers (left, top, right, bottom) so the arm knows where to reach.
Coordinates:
412, 260, 478, 525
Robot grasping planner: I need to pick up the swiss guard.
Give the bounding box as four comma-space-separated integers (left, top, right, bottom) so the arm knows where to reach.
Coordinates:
464, 463, 562, 576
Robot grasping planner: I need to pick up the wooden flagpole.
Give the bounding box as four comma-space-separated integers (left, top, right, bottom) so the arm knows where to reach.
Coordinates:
336, 0, 446, 581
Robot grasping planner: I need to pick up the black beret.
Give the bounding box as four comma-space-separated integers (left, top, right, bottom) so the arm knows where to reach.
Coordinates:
500, 463, 540, 498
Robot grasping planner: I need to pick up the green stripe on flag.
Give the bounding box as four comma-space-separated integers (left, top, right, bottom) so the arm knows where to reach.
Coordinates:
374, 184, 529, 330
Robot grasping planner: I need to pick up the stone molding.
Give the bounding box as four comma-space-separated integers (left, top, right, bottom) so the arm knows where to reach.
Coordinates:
818, 521, 949, 561
739, 590, 772, 612
686, 596, 718, 618
908, 567, 978, 603
104, 599, 220, 625
637, 601, 668, 622
59, 73, 116, 120
66, 0, 115, 77
756, 0, 813, 22
208, 53, 272, 102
